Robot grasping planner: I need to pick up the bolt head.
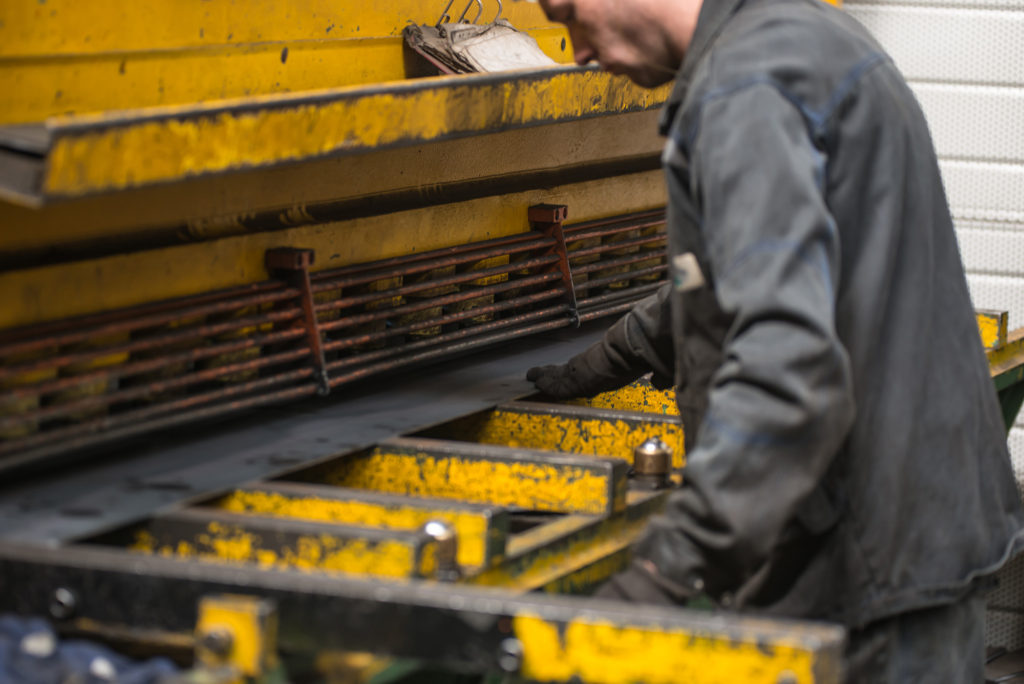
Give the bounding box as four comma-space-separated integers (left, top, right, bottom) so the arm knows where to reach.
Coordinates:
199, 628, 234, 657
49, 587, 77, 620
497, 638, 523, 673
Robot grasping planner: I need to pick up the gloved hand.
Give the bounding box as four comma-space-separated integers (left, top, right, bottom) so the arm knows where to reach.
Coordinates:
526, 355, 612, 400
593, 559, 696, 605
527, 287, 676, 399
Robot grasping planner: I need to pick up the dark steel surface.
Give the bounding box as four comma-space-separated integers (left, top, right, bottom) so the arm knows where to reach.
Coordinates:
0, 541, 847, 671
0, 322, 607, 545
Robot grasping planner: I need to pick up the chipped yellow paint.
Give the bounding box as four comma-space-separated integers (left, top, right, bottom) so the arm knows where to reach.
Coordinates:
196, 595, 278, 678
513, 615, 821, 684
568, 379, 679, 416
328, 449, 618, 515
0, 110, 663, 253
43, 72, 670, 196
456, 408, 685, 469
0, 0, 571, 124
0, 171, 665, 330
978, 310, 1009, 351
216, 489, 496, 568
131, 522, 428, 579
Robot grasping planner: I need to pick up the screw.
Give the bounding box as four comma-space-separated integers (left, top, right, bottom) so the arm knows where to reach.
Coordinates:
497, 638, 523, 673
777, 672, 798, 684
49, 587, 77, 620
423, 520, 461, 582
199, 628, 234, 658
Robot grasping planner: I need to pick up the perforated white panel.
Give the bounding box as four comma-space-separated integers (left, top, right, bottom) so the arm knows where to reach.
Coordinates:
958, 223, 1024, 277
849, 0, 1024, 8
846, 0, 1024, 648
941, 161, 1024, 222
845, 5, 1024, 84
913, 84, 1024, 162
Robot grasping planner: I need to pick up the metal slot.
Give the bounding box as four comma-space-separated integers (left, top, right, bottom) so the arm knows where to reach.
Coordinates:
288, 437, 629, 516
470, 490, 667, 594
419, 401, 686, 469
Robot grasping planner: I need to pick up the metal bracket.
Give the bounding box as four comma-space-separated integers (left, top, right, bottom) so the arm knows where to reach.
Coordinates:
265, 248, 330, 396
528, 204, 580, 327
196, 594, 282, 682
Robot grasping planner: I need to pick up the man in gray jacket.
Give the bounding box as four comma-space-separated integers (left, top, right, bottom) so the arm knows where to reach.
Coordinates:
528, 0, 1024, 679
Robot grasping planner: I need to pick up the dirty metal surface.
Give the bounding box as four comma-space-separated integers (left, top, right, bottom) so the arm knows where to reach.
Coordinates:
0, 321, 606, 545
0, 540, 846, 684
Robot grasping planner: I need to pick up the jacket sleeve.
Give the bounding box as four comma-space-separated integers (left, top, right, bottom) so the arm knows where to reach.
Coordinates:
590, 282, 675, 387
633, 82, 856, 599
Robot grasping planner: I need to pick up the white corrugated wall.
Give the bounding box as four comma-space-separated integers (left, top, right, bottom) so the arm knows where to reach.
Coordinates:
842, 0, 1024, 649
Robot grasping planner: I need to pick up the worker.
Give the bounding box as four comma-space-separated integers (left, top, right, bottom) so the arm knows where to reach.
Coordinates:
526, 0, 1024, 679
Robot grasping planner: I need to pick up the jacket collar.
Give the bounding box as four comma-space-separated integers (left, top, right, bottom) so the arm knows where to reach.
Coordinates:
659, 0, 748, 134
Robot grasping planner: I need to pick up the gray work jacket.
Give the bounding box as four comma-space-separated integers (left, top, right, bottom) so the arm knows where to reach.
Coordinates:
622, 0, 1024, 628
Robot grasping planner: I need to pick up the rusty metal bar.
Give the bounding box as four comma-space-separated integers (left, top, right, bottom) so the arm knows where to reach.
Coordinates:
576, 281, 665, 310
529, 204, 578, 325
567, 235, 666, 261
563, 220, 666, 245
308, 231, 550, 281
327, 315, 571, 387
309, 235, 557, 294
314, 256, 561, 316
266, 248, 330, 396
571, 252, 666, 276
577, 301, 641, 322
0, 367, 316, 457
323, 288, 567, 352
325, 305, 570, 373
0, 305, 303, 383
0, 384, 320, 475
0, 348, 312, 433
0, 286, 299, 359
575, 265, 666, 293
0, 279, 292, 346
2, 327, 307, 401
564, 212, 664, 236
319, 274, 563, 334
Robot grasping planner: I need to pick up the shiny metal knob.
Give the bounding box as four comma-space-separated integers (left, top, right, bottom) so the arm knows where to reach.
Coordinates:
632, 436, 673, 489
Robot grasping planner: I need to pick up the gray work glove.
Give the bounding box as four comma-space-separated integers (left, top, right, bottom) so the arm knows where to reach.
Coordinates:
525, 349, 627, 400
526, 292, 675, 399
593, 559, 696, 605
